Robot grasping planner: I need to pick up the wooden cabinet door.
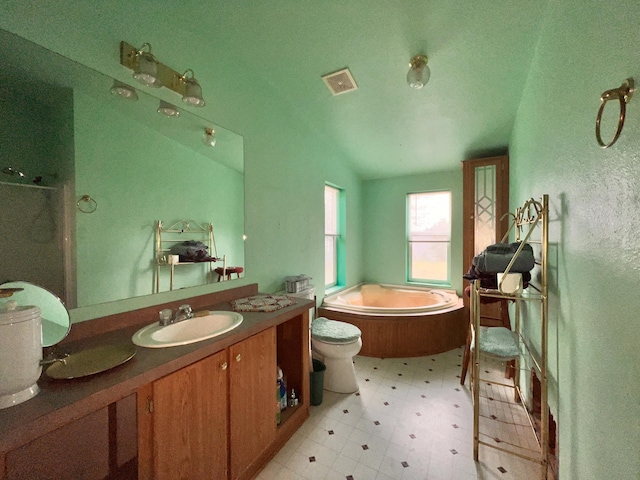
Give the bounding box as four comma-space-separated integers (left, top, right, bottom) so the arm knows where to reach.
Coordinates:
152, 350, 229, 480
462, 155, 510, 321
229, 328, 277, 480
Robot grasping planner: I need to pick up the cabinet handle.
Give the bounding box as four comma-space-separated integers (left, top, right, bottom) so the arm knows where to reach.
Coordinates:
221, 362, 228, 370
235, 354, 242, 362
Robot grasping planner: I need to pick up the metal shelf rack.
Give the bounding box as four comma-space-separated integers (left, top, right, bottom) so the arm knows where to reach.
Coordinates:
155, 220, 217, 293
471, 194, 549, 479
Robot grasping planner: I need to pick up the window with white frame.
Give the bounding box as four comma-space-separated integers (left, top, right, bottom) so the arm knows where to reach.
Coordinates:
325, 184, 342, 288
407, 191, 451, 283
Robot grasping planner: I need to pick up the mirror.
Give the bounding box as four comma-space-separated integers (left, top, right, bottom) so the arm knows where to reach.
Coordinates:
0, 29, 245, 309
1, 281, 71, 347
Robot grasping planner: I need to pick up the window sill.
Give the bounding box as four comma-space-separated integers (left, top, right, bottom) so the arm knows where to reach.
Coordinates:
324, 285, 346, 296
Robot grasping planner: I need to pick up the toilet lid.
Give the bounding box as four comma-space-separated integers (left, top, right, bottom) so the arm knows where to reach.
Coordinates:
311, 317, 361, 344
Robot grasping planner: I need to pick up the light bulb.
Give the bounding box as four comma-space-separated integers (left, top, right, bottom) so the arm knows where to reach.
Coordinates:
133, 51, 162, 88
110, 80, 138, 100
407, 55, 430, 90
157, 101, 180, 117
203, 128, 216, 147
182, 77, 205, 107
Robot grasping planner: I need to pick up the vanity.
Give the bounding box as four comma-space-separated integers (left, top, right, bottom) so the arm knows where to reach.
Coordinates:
0, 284, 313, 480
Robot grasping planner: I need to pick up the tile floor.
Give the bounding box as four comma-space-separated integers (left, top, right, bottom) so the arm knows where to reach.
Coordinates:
257, 347, 543, 480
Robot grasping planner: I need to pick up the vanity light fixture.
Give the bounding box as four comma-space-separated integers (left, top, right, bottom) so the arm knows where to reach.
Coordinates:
203, 127, 216, 147
131, 43, 162, 88
157, 100, 180, 118
110, 80, 138, 100
407, 54, 430, 89
2, 166, 26, 178
120, 41, 206, 106
180, 69, 205, 107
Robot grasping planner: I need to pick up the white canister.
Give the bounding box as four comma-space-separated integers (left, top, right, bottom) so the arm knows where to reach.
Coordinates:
0, 301, 42, 408
497, 273, 523, 294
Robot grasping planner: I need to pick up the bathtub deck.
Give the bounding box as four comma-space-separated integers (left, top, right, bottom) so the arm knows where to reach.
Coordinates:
318, 300, 466, 358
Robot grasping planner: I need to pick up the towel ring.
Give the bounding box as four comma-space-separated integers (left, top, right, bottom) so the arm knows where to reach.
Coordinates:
595, 78, 634, 148
77, 194, 97, 213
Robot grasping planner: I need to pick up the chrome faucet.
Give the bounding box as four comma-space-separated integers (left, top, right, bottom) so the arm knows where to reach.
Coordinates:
159, 304, 193, 326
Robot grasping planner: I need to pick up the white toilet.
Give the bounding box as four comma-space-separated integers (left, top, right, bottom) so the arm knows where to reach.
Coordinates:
311, 317, 362, 393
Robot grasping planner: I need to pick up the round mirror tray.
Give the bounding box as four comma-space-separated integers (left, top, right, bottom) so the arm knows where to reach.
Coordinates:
46, 343, 136, 380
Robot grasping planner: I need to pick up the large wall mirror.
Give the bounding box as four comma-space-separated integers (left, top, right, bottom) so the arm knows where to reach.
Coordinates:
0, 29, 245, 309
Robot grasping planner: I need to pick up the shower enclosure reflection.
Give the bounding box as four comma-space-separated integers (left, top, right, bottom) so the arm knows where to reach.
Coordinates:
0, 28, 245, 308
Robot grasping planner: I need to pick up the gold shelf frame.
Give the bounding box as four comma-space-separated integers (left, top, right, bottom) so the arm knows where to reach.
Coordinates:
471, 194, 549, 479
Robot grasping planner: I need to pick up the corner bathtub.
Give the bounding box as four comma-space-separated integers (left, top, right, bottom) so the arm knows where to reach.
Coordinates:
318, 283, 465, 358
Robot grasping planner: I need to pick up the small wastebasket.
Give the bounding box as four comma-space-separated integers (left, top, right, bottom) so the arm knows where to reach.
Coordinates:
310, 359, 326, 406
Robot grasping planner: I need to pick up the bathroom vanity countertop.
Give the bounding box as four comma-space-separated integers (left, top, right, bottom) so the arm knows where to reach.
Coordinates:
0, 293, 314, 454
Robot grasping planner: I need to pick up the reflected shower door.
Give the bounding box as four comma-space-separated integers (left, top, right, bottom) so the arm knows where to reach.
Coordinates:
0, 183, 69, 303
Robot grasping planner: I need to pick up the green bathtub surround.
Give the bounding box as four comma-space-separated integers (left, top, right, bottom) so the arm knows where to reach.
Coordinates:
362, 169, 463, 294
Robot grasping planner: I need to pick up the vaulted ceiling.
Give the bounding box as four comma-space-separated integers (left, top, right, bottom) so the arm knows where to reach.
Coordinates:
2, 1, 549, 179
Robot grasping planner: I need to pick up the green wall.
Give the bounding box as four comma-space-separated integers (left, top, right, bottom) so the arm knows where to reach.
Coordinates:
0, 3, 364, 313
3, 2, 639, 479
74, 92, 244, 306
242, 104, 364, 297
510, 1, 640, 478
363, 170, 463, 293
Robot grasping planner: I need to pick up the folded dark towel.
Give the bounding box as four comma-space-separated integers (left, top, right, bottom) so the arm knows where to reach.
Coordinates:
472, 242, 535, 274
170, 240, 216, 262
464, 265, 531, 290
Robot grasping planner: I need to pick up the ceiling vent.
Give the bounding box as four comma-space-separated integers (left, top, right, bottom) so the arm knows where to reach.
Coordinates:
322, 68, 358, 96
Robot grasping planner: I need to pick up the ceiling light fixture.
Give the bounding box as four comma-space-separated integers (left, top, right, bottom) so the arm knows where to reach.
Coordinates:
203, 128, 216, 147
110, 80, 138, 100
120, 41, 206, 106
157, 100, 180, 117
407, 54, 430, 89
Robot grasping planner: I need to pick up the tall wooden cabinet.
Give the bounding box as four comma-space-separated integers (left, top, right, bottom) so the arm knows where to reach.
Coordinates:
460, 155, 510, 384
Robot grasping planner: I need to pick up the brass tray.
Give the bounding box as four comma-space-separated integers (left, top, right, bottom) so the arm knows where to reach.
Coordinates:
46, 343, 136, 380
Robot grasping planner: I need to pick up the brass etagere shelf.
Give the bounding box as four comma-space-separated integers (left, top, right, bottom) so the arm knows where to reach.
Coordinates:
471, 194, 549, 479
155, 220, 217, 293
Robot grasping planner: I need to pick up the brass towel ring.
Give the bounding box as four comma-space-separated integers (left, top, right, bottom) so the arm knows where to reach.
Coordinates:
77, 194, 97, 213
595, 78, 634, 148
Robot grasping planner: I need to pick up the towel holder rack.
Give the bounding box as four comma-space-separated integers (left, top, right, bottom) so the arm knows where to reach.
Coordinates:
77, 194, 97, 213
595, 77, 634, 148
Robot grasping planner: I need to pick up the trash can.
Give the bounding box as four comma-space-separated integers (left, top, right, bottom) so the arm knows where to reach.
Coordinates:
310, 359, 326, 406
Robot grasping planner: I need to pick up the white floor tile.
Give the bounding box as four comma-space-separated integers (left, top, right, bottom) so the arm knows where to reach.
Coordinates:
261, 350, 548, 480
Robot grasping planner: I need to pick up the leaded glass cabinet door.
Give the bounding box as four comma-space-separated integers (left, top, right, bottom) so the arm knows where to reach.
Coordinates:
462, 155, 510, 294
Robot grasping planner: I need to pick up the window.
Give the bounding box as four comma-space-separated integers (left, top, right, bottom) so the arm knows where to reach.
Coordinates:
325, 184, 343, 288
407, 191, 451, 284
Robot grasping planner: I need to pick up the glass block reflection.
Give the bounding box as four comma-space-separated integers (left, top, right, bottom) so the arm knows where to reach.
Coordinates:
474, 165, 496, 254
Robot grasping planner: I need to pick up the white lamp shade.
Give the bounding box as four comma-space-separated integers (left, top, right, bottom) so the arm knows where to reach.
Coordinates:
133, 52, 162, 88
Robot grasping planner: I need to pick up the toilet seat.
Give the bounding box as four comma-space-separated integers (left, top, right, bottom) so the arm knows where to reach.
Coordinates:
311, 317, 361, 344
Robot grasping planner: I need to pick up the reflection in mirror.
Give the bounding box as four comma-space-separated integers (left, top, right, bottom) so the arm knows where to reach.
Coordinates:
0, 29, 245, 309
1, 281, 71, 347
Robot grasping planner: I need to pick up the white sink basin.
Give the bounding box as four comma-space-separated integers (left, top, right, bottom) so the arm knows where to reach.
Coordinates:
132, 311, 243, 348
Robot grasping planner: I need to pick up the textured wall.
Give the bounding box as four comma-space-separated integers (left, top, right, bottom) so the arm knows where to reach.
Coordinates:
510, 1, 640, 478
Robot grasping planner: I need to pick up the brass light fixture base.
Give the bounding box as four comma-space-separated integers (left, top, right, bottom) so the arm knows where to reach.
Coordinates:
120, 41, 189, 97
409, 54, 428, 69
